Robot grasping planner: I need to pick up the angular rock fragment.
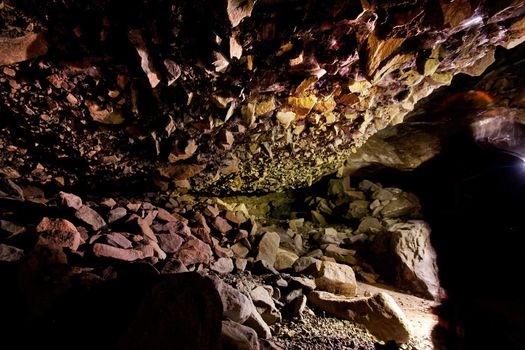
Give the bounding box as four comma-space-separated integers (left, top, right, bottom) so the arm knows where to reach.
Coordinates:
256, 232, 280, 266
108, 207, 127, 223
315, 261, 357, 297
0, 243, 24, 262
36, 217, 83, 251
211, 257, 234, 274
75, 205, 106, 231
175, 238, 212, 266
221, 320, 260, 350
274, 249, 299, 271
59, 192, 82, 210
92, 243, 144, 261
157, 233, 183, 254
105, 232, 133, 249
0, 33, 48, 66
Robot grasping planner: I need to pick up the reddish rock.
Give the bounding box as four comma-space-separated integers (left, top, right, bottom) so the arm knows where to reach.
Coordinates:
36, 217, 83, 251
59, 191, 83, 210
154, 220, 191, 238
156, 207, 188, 224
75, 205, 106, 231
105, 232, 133, 249
210, 257, 234, 274
100, 197, 117, 208
0, 33, 49, 66
162, 258, 189, 274
204, 205, 220, 218
108, 207, 127, 223
0, 219, 26, 236
0, 243, 24, 262
137, 218, 157, 242
225, 210, 242, 225
213, 216, 233, 234
175, 238, 212, 266
157, 234, 184, 253
192, 227, 213, 245
93, 243, 144, 261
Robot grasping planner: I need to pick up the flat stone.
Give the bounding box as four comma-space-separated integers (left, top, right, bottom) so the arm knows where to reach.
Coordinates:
157, 234, 184, 253
108, 207, 127, 223
307, 291, 412, 343
92, 243, 144, 261
293, 256, 322, 275
359, 180, 381, 193
0, 243, 24, 262
106, 232, 133, 249
100, 198, 117, 208
137, 218, 157, 242
381, 198, 417, 218
324, 244, 358, 265
210, 257, 234, 274
204, 205, 220, 218
36, 217, 83, 251
256, 232, 280, 266
59, 191, 82, 210
315, 261, 357, 297
289, 276, 316, 291
75, 205, 106, 231
274, 249, 299, 271
175, 238, 212, 266
221, 320, 260, 350
235, 258, 248, 271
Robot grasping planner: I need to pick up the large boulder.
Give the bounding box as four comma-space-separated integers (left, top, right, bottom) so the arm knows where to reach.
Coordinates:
308, 291, 413, 344
371, 221, 440, 300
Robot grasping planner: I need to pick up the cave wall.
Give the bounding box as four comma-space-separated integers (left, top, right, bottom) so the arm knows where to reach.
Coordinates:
1, 0, 524, 194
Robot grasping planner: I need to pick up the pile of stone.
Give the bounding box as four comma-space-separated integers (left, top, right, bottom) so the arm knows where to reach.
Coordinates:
0, 176, 437, 347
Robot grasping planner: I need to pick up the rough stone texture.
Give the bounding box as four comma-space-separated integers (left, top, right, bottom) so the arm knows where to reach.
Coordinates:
221, 320, 260, 350
1, 2, 523, 194
293, 256, 322, 275
274, 249, 299, 271
92, 243, 144, 261
157, 233, 183, 254
315, 261, 357, 297
105, 232, 132, 249
0, 33, 48, 66
371, 221, 440, 300
175, 238, 212, 266
58, 191, 82, 210
36, 217, 83, 251
0, 243, 24, 262
210, 257, 234, 275
256, 232, 280, 266
210, 276, 252, 324
108, 207, 127, 223
75, 205, 106, 231
250, 286, 281, 325
307, 291, 413, 344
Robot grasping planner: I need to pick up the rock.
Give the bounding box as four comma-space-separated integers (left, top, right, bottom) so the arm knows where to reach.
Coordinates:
204, 205, 220, 218
306, 249, 323, 258
108, 207, 127, 223
0, 177, 24, 199
157, 234, 183, 253
307, 291, 412, 344
282, 293, 307, 320
372, 188, 395, 201
244, 306, 272, 339
293, 256, 322, 275
210, 276, 252, 324
161, 258, 189, 274
92, 243, 144, 261
221, 320, 260, 350
175, 238, 212, 266
232, 242, 250, 258
380, 198, 417, 218
75, 205, 106, 231
288, 218, 304, 231
289, 276, 316, 291
318, 227, 347, 245
137, 218, 158, 242
149, 240, 167, 260
372, 221, 440, 300
0, 33, 49, 66
156, 207, 182, 223
0, 220, 26, 237
324, 244, 358, 265
359, 180, 381, 193
59, 191, 82, 210
357, 217, 383, 233
0, 243, 24, 262
256, 232, 280, 266
311, 210, 327, 225
250, 286, 281, 325
315, 261, 357, 297
100, 198, 117, 208
105, 232, 133, 249
274, 249, 299, 271
36, 217, 83, 251
327, 177, 352, 197
128, 29, 161, 88
158, 220, 192, 237
235, 258, 248, 271
347, 200, 369, 219
213, 216, 233, 234
210, 257, 234, 274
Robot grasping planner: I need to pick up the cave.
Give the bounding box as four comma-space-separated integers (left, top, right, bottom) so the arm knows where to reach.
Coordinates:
1, 1, 525, 349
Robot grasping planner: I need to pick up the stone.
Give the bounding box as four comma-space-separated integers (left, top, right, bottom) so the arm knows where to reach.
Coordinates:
204, 205, 220, 218
0, 33, 49, 66
210, 257, 234, 274
307, 291, 412, 344
0, 243, 24, 262
347, 200, 369, 219
250, 286, 281, 325
381, 198, 417, 218
306, 249, 323, 258
288, 218, 304, 231
244, 306, 272, 339
227, 0, 254, 27
161, 258, 189, 274
221, 320, 260, 350
235, 258, 248, 271
311, 210, 327, 225
372, 221, 440, 300
100, 198, 117, 208
318, 227, 348, 245
175, 238, 212, 266
274, 249, 299, 271
59, 191, 82, 210
290, 276, 316, 291
315, 261, 357, 297
92, 243, 144, 261
372, 188, 395, 201
108, 207, 127, 223
0, 220, 26, 236
357, 217, 383, 233
106, 232, 133, 249
213, 216, 233, 234
256, 232, 280, 266
324, 244, 358, 265
0, 177, 24, 200
137, 218, 158, 242
359, 180, 381, 193
75, 205, 106, 231
149, 240, 167, 260
157, 234, 183, 253
158, 220, 192, 237
293, 256, 322, 275
210, 276, 252, 324
232, 242, 250, 258
36, 217, 83, 251
282, 292, 307, 320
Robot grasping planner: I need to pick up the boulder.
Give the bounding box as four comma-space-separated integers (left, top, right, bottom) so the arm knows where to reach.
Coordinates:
315, 261, 357, 297
308, 291, 412, 344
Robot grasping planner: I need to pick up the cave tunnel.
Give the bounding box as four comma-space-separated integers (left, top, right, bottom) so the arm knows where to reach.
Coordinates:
1, 1, 525, 349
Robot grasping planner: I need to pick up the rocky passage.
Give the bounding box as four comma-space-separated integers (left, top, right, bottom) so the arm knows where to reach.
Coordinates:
0, 175, 439, 349
0, 1, 524, 194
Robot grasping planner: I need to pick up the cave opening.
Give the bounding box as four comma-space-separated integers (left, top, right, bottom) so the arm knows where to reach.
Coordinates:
1, 1, 525, 350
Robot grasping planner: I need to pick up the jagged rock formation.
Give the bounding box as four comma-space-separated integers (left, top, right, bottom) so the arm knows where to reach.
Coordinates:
1, 1, 524, 194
